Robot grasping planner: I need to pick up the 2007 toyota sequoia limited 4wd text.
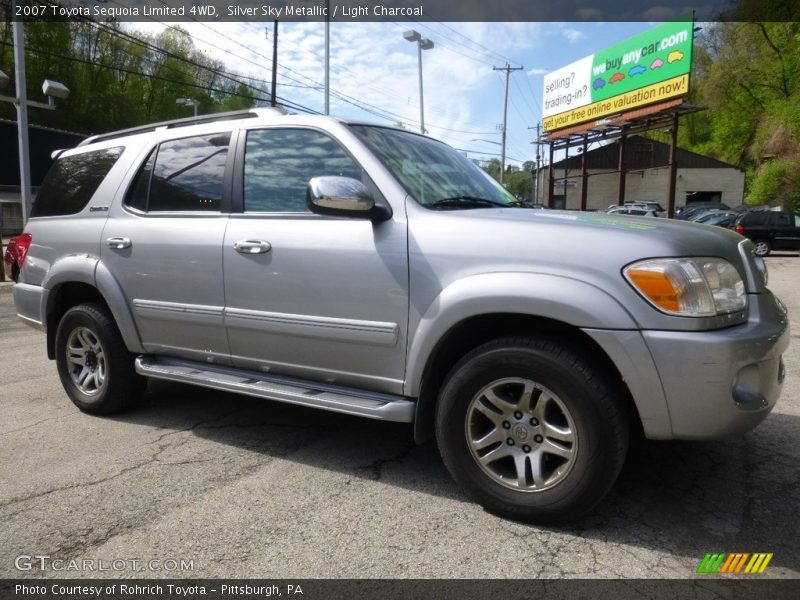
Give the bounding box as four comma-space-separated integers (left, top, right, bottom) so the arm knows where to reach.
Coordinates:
12, 108, 789, 523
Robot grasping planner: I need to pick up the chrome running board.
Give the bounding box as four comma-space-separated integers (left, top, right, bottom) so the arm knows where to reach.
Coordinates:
135, 356, 415, 423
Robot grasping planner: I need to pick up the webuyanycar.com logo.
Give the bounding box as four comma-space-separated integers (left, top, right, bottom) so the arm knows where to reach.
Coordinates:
697, 553, 773, 574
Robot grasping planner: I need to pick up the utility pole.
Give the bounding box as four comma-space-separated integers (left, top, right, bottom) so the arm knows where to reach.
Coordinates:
528, 122, 542, 203
493, 63, 523, 185
324, 0, 330, 115
266, 21, 278, 107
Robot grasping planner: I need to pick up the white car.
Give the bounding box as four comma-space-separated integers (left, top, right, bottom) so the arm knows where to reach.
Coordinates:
606, 205, 659, 217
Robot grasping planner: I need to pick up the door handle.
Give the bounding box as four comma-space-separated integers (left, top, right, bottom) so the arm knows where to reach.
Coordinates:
106, 237, 131, 249
234, 239, 272, 254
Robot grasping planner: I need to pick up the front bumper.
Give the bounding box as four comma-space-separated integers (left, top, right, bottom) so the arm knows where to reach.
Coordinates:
642, 291, 789, 439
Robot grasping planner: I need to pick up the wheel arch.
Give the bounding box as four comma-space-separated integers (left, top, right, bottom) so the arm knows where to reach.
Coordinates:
44, 261, 144, 359
412, 312, 643, 444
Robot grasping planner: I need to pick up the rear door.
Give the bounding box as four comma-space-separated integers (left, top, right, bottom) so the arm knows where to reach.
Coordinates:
222, 126, 409, 394
102, 131, 234, 365
770, 212, 797, 251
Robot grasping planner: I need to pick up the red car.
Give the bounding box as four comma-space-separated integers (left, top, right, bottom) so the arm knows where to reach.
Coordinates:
3, 233, 31, 282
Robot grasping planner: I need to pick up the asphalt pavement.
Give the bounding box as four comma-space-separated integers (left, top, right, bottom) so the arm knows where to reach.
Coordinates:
1, 257, 799, 579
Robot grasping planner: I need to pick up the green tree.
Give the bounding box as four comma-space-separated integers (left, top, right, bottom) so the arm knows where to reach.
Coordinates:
0, 21, 263, 134
652, 20, 800, 209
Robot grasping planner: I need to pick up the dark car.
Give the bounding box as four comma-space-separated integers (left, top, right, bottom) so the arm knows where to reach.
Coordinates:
733, 210, 800, 256
676, 202, 731, 221
2, 233, 31, 282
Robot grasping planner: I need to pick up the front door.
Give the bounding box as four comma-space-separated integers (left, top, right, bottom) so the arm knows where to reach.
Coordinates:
222, 127, 408, 394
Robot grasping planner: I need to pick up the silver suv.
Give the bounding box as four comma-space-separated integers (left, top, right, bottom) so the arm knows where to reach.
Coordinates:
12, 109, 789, 523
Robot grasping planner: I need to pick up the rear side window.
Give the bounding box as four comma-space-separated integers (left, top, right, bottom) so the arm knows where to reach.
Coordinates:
773, 213, 791, 226
126, 133, 231, 212
31, 147, 124, 217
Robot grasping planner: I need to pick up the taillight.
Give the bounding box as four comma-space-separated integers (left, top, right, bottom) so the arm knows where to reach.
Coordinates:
735, 224, 745, 235
14, 233, 32, 265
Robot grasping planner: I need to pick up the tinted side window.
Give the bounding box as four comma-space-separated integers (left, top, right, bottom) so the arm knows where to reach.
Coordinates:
148, 133, 231, 212
31, 147, 124, 217
773, 213, 791, 226
243, 128, 362, 212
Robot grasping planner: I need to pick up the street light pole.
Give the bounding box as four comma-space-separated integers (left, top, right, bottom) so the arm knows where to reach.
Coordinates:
176, 98, 199, 116
416, 40, 424, 134
403, 31, 433, 135
12, 2, 31, 225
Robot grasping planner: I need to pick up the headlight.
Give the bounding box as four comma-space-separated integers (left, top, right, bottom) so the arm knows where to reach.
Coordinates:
624, 257, 746, 317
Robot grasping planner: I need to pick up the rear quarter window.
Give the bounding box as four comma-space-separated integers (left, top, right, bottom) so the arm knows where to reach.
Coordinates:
30, 147, 124, 217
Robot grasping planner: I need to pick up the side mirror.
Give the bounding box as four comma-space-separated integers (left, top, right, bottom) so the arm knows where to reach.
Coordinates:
307, 176, 391, 221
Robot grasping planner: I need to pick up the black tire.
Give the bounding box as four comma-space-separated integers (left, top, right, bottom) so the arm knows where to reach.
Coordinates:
752, 239, 771, 257
435, 335, 629, 524
55, 302, 145, 415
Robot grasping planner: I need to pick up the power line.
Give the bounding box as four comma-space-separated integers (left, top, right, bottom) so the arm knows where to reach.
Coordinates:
24, 45, 271, 104
433, 21, 524, 68
512, 76, 536, 119
181, 22, 501, 135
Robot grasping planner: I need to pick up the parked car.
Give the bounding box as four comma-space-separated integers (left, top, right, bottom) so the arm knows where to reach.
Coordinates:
733, 210, 800, 256
691, 210, 738, 228
606, 206, 658, 217
675, 202, 730, 221
12, 109, 789, 523
626, 201, 666, 216
3, 233, 32, 283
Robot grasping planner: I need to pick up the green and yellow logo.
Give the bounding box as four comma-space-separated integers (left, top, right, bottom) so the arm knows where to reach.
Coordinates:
697, 553, 773, 574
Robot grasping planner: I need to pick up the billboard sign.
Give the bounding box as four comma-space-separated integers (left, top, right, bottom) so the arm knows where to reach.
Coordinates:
542, 18, 694, 132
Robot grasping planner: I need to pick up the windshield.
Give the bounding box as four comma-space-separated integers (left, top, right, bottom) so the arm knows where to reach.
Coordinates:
350, 125, 518, 209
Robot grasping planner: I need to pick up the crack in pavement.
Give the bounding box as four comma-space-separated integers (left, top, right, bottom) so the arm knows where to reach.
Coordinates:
0, 405, 300, 512
355, 442, 416, 481
8, 427, 322, 560
0, 410, 81, 437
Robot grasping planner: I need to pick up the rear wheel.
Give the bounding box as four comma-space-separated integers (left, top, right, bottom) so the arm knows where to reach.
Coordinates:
55, 303, 145, 415
435, 335, 629, 524
753, 239, 771, 257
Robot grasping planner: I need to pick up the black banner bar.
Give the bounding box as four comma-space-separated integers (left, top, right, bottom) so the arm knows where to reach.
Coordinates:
5, 0, 800, 23
3, 579, 800, 600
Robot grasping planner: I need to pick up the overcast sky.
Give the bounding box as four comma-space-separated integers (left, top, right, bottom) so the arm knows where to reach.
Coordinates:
132, 21, 657, 167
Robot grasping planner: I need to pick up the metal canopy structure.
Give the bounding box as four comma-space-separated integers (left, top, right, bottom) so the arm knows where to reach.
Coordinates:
540, 100, 706, 217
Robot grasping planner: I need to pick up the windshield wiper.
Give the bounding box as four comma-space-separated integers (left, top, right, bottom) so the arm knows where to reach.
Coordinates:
428, 196, 508, 210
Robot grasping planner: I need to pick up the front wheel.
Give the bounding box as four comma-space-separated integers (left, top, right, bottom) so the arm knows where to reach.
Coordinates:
435, 336, 629, 524
55, 303, 145, 415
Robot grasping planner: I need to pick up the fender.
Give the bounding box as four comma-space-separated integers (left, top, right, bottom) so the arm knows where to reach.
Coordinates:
94, 261, 145, 354
404, 271, 640, 398
42, 255, 145, 354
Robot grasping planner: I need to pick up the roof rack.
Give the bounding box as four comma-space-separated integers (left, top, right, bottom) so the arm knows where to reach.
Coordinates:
78, 107, 286, 147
